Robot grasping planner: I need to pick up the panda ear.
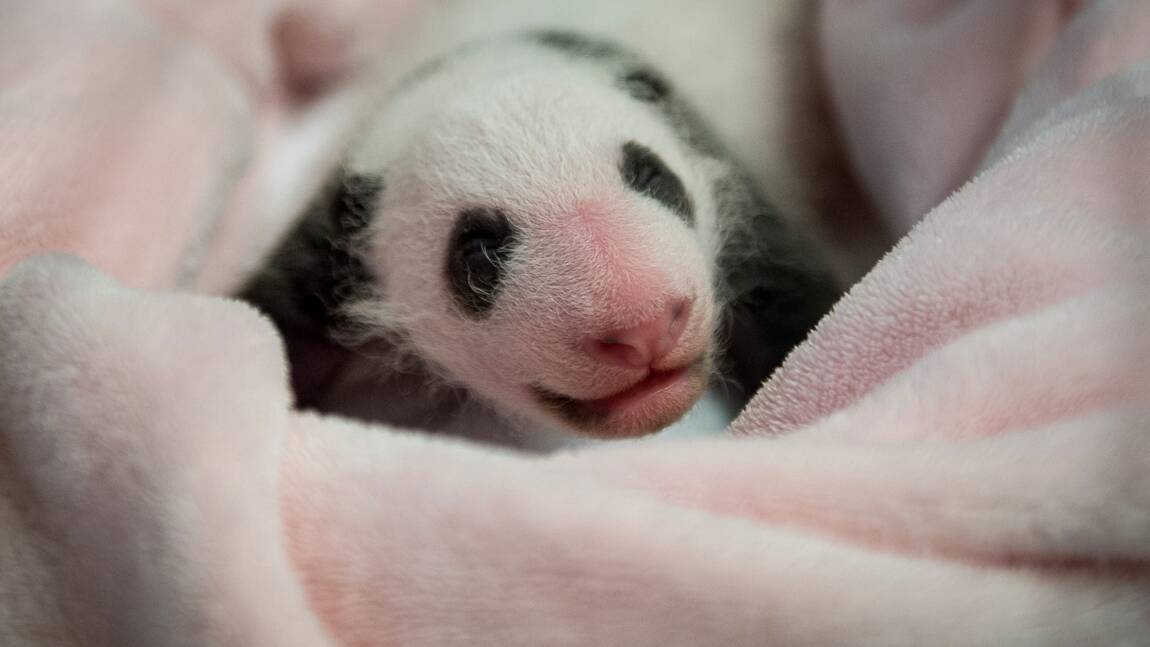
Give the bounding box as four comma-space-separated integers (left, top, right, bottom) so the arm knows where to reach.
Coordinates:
331, 173, 382, 236
622, 67, 671, 103
240, 169, 383, 335
318, 171, 381, 313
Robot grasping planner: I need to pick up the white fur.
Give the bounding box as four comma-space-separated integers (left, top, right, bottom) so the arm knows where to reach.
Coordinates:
344, 40, 726, 436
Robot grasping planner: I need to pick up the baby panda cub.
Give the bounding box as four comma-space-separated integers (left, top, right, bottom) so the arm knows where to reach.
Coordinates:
243, 30, 840, 442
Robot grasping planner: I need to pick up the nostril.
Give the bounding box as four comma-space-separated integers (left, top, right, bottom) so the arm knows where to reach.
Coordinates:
584, 296, 693, 369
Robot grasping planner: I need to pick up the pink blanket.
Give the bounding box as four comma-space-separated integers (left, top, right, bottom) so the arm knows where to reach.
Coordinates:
2, 1, 1148, 644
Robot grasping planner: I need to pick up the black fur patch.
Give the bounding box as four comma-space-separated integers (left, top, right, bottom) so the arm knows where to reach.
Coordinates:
620, 141, 694, 226
713, 173, 841, 399
446, 207, 518, 318
240, 169, 382, 334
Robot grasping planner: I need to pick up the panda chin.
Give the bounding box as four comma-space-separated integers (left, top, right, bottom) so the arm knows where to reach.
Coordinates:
530, 356, 710, 438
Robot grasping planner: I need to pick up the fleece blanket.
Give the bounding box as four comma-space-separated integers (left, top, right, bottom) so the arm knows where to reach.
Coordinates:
1, 0, 1148, 644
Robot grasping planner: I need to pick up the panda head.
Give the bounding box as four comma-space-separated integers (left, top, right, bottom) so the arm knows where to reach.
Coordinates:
345, 36, 725, 438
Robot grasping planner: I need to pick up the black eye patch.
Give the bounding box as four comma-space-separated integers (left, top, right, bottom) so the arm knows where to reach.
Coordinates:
446, 207, 517, 318
620, 141, 694, 226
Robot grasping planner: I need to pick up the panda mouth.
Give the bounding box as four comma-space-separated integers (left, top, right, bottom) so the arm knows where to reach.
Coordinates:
531, 357, 708, 435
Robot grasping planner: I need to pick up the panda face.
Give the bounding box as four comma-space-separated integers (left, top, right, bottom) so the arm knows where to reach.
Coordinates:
351, 50, 721, 438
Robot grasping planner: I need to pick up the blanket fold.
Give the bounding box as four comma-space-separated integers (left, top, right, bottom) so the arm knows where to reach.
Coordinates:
1, 0, 1148, 644
2, 256, 1147, 646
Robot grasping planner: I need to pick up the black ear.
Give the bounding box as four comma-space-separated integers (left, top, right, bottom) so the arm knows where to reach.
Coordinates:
240, 169, 383, 335
622, 67, 671, 103
318, 172, 381, 321
715, 183, 841, 404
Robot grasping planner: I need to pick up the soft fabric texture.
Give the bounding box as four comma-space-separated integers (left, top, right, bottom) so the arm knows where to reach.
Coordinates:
1, 1, 1148, 645
0, 0, 420, 293
820, 0, 1085, 234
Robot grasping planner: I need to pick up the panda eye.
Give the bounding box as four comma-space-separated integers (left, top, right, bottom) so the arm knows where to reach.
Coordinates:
459, 235, 493, 265
446, 208, 517, 318
620, 141, 694, 226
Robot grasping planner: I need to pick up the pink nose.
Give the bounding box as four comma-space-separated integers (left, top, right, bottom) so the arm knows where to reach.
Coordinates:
585, 298, 691, 369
